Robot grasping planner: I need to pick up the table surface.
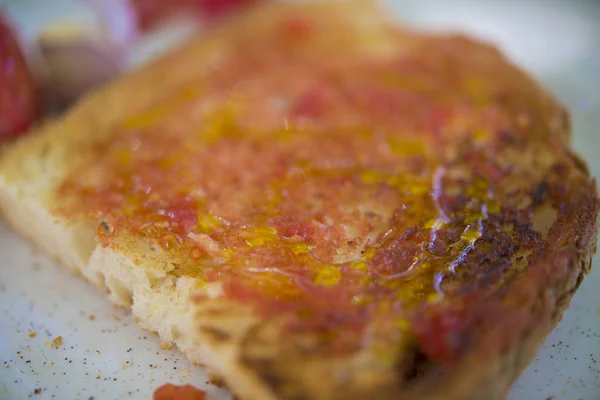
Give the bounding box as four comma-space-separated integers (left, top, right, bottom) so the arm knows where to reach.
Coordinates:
1, 1, 599, 399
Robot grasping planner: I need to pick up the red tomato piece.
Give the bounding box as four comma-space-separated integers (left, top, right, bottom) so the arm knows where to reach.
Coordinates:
129, 0, 268, 31
129, 0, 198, 30
0, 13, 40, 140
153, 384, 206, 400
197, 0, 266, 21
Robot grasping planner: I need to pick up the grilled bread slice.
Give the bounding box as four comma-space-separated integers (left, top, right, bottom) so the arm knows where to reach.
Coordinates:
0, 1, 598, 399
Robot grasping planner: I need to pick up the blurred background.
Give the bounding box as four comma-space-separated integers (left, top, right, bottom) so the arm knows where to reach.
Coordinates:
0, 1, 599, 399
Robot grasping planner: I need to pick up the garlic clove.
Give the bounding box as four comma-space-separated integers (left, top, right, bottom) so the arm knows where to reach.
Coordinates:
38, 20, 129, 108
85, 0, 139, 48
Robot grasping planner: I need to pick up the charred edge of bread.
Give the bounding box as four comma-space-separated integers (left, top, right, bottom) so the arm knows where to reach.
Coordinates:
219, 208, 598, 400
181, 232, 597, 400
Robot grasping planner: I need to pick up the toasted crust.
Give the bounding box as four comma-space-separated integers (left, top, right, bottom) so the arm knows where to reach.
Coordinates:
0, 2, 598, 400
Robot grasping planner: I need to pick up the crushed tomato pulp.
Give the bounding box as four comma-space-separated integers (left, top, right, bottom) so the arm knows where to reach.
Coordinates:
57, 13, 568, 363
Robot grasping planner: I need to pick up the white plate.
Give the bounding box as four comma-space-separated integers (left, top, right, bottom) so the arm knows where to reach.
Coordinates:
1, 1, 600, 399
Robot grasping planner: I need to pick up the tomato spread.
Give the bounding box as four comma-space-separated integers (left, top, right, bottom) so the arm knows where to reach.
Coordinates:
56, 11, 582, 363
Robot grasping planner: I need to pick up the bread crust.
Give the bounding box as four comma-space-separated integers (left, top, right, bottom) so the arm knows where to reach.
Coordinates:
0, 1, 597, 400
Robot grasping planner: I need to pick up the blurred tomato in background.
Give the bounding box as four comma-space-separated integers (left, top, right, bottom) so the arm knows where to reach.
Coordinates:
131, 0, 267, 30
0, 0, 269, 142
0, 13, 40, 140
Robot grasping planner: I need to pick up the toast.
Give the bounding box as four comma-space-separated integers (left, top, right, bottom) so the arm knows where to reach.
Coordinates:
0, 1, 598, 399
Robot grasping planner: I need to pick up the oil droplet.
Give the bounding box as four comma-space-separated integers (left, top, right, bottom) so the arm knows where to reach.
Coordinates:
314, 265, 342, 286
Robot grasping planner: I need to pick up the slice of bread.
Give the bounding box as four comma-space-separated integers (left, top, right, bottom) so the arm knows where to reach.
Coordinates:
0, 1, 597, 399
